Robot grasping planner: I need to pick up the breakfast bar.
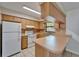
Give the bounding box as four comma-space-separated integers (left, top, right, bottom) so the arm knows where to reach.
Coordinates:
35, 31, 69, 57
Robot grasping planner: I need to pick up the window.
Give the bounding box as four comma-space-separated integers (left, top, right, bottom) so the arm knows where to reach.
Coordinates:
46, 21, 55, 32
45, 16, 56, 32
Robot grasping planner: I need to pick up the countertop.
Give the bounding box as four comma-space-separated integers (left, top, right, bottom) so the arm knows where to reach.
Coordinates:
21, 31, 45, 37
34, 31, 70, 54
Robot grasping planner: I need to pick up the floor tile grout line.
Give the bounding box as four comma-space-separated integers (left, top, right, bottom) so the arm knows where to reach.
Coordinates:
11, 46, 35, 57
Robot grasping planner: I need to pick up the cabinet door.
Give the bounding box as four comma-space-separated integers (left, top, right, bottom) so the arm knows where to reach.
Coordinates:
21, 19, 27, 29
30, 21, 35, 26
2, 14, 15, 21
34, 22, 39, 29
21, 36, 28, 49
35, 43, 49, 57
40, 22, 44, 29
41, 3, 49, 19
26, 20, 34, 26
14, 17, 22, 23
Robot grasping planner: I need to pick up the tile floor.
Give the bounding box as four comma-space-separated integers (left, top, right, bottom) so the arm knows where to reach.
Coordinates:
63, 50, 79, 57
11, 46, 79, 57
12, 46, 35, 57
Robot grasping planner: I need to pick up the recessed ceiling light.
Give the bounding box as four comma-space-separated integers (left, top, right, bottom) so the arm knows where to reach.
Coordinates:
23, 6, 41, 15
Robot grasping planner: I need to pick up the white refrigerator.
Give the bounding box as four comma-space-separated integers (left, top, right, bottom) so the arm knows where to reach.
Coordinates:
2, 21, 21, 57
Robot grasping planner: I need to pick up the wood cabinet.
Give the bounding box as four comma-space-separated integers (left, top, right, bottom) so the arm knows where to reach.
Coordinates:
23, 20, 40, 29
2, 14, 15, 22
37, 32, 45, 38
41, 2, 65, 22
39, 21, 45, 29
55, 22, 59, 30
26, 20, 32, 25
34, 21, 39, 29
35, 44, 62, 57
49, 3, 65, 23
35, 43, 62, 57
41, 2, 66, 30
14, 17, 22, 23
41, 2, 49, 19
60, 23, 65, 30
21, 36, 28, 49
30, 21, 35, 26
35, 43, 49, 57
21, 19, 27, 29
2, 14, 22, 23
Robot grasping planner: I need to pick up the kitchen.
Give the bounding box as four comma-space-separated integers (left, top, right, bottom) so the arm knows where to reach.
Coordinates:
0, 2, 79, 57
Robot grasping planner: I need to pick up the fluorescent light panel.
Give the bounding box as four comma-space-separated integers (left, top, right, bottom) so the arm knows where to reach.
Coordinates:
23, 6, 41, 15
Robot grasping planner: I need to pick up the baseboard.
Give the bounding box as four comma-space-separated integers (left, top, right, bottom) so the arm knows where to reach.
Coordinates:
66, 48, 79, 56
8, 51, 20, 57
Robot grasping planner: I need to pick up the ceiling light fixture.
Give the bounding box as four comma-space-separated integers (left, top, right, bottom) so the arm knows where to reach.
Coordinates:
23, 6, 41, 15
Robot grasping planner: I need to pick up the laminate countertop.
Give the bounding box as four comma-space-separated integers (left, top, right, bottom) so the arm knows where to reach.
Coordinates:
34, 31, 70, 55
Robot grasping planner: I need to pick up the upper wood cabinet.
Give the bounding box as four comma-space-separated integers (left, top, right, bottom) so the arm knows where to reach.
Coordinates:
25, 20, 40, 29
2, 14, 22, 23
21, 19, 27, 29
41, 2, 66, 23
41, 2, 49, 19
27, 20, 33, 25
41, 2, 66, 30
33, 21, 39, 29
14, 17, 22, 23
2, 14, 40, 29
39, 21, 45, 29
2, 14, 15, 21
55, 22, 60, 30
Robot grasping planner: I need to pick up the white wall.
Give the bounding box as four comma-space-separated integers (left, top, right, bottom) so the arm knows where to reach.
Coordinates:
66, 9, 79, 41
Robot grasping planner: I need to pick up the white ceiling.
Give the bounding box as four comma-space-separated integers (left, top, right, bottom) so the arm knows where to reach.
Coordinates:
0, 2, 41, 19
0, 2, 79, 20
56, 2, 79, 14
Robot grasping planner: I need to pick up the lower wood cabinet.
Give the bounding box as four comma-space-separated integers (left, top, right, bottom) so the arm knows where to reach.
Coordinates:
37, 32, 45, 38
35, 43, 63, 57
21, 36, 28, 50
35, 43, 49, 57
